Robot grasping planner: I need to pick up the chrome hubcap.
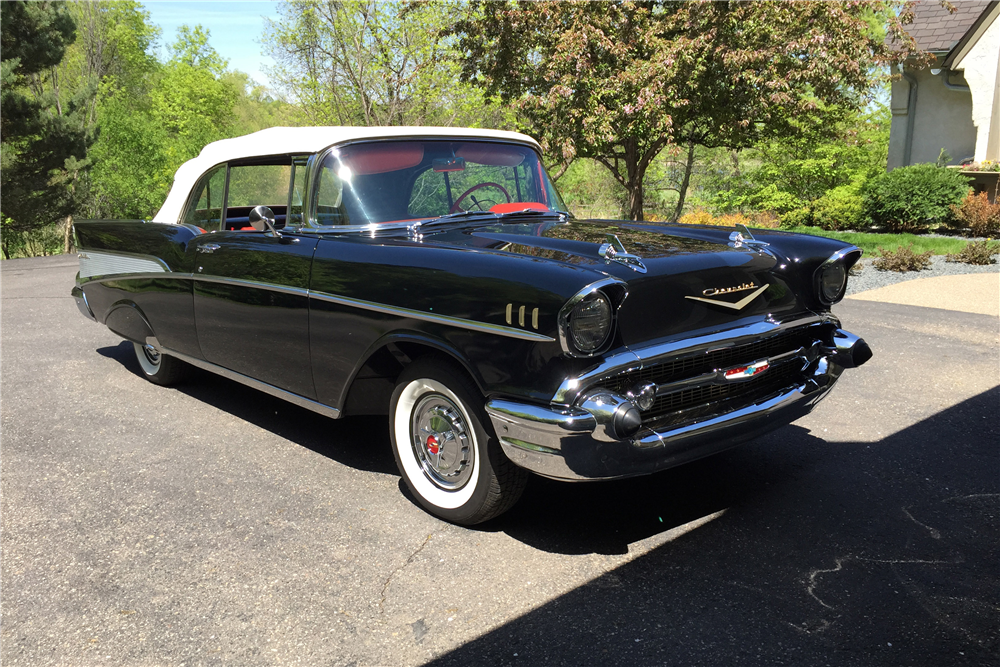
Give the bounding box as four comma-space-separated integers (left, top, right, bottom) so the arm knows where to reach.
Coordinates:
142, 344, 160, 366
410, 394, 473, 490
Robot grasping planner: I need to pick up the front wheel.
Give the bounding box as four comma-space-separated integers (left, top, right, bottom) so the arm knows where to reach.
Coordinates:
389, 359, 527, 525
132, 342, 187, 386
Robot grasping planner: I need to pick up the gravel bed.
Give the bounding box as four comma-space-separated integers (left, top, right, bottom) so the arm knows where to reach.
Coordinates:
845, 254, 1000, 295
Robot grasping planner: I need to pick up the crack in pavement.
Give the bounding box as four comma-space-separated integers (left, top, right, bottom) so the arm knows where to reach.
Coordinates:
379, 533, 433, 617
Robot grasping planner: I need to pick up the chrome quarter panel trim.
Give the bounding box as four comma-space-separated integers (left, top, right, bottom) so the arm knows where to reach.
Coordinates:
79, 250, 170, 279
83, 272, 195, 285
551, 314, 836, 405
161, 347, 342, 419
311, 290, 556, 342
193, 275, 311, 298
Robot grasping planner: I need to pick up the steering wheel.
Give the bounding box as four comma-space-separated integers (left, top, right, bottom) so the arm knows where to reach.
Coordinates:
450, 182, 512, 213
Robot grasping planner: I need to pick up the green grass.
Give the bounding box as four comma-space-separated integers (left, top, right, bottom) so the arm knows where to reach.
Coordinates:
781, 226, 972, 257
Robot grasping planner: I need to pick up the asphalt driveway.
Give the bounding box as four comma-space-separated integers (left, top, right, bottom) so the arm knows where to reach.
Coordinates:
2, 255, 997, 666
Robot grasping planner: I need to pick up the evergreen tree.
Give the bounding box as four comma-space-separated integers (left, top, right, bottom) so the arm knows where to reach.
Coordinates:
1, 0, 93, 248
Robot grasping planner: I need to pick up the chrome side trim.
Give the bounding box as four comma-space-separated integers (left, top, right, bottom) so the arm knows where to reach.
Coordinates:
83, 272, 194, 285
552, 314, 835, 405
82, 271, 555, 343
161, 347, 341, 419
193, 275, 310, 298
79, 250, 170, 278
311, 290, 555, 342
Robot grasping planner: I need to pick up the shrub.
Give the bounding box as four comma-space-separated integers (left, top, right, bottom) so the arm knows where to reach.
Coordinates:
950, 190, 1000, 237
861, 164, 972, 232
811, 184, 865, 231
677, 209, 716, 225
677, 210, 752, 227
779, 206, 812, 229
748, 210, 781, 229
945, 240, 999, 265
873, 243, 933, 272
715, 212, 752, 228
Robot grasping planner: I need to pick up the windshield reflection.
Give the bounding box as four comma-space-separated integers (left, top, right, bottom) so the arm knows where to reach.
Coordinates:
312, 140, 568, 227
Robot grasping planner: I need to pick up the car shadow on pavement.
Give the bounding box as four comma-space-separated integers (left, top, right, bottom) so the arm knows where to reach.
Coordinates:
424, 386, 1000, 667
98, 341, 399, 476
98, 340, 822, 554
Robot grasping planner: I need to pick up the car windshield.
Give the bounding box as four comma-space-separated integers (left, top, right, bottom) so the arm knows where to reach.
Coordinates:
311, 140, 568, 226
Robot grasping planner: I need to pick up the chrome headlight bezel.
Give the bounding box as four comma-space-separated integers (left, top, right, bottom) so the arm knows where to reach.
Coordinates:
558, 278, 627, 357
814, 246, 861, 306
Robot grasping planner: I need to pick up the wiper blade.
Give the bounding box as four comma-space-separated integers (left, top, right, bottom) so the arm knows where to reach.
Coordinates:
497, 208, 571, 221
436, 210, 498, 221
418, 207, 571, 227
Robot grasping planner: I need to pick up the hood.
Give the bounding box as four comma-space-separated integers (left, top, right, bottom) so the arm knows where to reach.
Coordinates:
422, 218, 813, 346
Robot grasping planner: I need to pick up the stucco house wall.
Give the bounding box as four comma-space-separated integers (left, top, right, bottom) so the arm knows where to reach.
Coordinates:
952, 14, 1000, 162
888, 67, 976, 168
887, 0, 999, 170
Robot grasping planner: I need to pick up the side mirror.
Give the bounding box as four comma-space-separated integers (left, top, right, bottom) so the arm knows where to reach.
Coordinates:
248, 205, 281, 236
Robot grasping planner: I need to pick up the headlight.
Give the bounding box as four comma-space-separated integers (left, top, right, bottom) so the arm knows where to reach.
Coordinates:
814, 247, 860, 305
568, 292, 612, 352
818, 262, 847, 303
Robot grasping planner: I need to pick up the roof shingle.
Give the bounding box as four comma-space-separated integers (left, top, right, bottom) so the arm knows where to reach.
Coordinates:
901, 0, 995, 52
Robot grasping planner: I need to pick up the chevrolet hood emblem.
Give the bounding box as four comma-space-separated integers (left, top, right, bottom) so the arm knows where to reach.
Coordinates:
685, 283, 769, 310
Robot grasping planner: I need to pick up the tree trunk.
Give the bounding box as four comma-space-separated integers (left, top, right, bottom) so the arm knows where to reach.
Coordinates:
672, 139, 697, 222
626, 182, 645, 221
63, 215, 74, 254
624, 139, 644, 221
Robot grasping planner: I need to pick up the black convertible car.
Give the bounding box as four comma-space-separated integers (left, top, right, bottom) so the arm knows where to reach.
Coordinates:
72, 126, 871, 524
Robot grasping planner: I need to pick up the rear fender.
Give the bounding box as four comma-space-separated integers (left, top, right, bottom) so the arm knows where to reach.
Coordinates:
105, 301, 155, 345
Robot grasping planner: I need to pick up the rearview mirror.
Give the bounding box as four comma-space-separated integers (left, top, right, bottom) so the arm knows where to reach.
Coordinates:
433, 157, 465, 172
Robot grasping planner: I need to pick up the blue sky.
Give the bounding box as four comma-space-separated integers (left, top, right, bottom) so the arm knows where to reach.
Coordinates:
144, 1, 281, 87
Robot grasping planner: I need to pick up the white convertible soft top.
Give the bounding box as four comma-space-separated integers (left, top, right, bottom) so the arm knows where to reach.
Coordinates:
152, 126, 541, 224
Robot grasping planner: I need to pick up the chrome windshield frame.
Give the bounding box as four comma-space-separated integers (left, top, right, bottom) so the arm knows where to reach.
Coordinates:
298, 137, 565, 234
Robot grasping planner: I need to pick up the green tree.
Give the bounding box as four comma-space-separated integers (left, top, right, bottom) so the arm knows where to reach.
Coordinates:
150, 25, 237, 172
264, 0, 512, 128
1, 0, 91, 255
457, 0, 920, 220
63, 1, 162, 221
709, 105, 891, 214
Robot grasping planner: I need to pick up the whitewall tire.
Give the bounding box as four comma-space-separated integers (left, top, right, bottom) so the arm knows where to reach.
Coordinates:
132, 342, 187, 386
389, 358, 527, 524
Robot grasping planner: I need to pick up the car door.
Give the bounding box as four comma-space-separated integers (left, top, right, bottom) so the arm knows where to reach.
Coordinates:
190, 157, 320, 399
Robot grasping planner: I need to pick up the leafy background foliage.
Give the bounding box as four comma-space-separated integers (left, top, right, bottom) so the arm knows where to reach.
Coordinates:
0, 0, 986, 259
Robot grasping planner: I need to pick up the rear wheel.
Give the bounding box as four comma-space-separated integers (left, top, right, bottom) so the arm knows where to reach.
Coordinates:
132, 342, 187, 386
389, 358, 527, 525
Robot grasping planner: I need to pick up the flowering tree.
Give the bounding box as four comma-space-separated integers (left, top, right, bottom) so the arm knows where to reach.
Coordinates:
458, 0, 921, 220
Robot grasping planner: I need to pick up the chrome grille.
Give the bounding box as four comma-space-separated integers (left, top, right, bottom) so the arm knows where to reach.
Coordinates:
592, 324, 829, 428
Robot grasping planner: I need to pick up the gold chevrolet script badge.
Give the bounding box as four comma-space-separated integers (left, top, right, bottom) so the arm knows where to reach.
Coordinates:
685, 281, 769, 311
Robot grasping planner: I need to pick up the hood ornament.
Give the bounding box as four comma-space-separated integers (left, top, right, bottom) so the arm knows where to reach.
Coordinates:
598, 234, 647, 273
729, 224, 770, 251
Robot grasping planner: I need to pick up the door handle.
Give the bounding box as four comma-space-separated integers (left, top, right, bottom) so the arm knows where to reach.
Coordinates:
197, 244, 221, 254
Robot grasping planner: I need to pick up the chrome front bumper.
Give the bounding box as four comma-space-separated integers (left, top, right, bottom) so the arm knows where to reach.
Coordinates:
485, 325, 870, 482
